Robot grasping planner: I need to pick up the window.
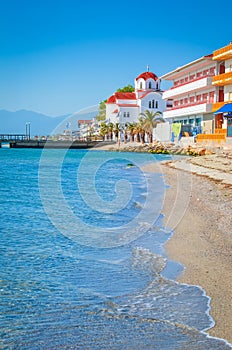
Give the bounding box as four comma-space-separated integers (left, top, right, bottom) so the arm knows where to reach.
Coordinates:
196, 72, 202, 78
180, 99, 183, 105
152, 100, 155, 108
140, 82, 143, 89
127, 112, 130, 118
202, 93, 208, 102
123, 112, 127, 118
196, 118, 202, 126
190, 96, 195, 103
196, 95, 201, 102
184, 77, 188, 82
209, 91, 214, 103
149, 101, 151, 108
209, 67, 215, 75
155, 101, 158, 108
156, 82, 159, 90
148, 82, 152, 89
203, 69, 209, 76
189, 74, 195, 81
184, 98, 188, 104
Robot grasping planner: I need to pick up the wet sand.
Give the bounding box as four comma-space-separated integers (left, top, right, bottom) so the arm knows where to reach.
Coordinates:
94, 142, 232, 343
145, 156, 232, 344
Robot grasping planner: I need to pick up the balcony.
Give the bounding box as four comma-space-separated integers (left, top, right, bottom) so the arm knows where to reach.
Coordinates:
163, 102, 212, 119
212, 102, 225, 112
213, 43, 232, 61
212, 101, 232, 112
212, 71, 232, 86
163, 76, 213, 99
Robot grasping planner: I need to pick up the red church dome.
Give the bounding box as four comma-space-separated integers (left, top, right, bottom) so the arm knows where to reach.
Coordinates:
136, 72, 158, 81
107, 95, 116, 103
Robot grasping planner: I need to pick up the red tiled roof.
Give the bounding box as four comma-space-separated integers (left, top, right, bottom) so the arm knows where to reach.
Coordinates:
107, 92, 137, 103
204, 54, 213, 58
136, 71, 158, 81
107, 95, 116, 103
78, 119, 92, 124
115, 92, 137, 100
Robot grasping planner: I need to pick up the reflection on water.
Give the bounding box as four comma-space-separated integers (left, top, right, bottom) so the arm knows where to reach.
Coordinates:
0, 149, 231, 349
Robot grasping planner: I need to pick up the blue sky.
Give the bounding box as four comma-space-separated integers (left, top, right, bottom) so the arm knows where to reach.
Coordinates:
0, 0, 231, 116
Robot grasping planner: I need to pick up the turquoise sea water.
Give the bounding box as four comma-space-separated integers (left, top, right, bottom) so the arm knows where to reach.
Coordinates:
0, 148, 231, 349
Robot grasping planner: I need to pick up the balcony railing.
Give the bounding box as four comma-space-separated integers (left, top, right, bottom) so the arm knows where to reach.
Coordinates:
212, 101, 232, 112
163, 77, 214, 100
163, 102, 212, 119
213, 43, 232, 60
168, 100, 211, 111
212, 102, 225, 112
170, 73, 214, 89
212, 71, 232, 86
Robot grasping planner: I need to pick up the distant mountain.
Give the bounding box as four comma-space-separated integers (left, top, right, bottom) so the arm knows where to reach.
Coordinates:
0, 109, 71, 136
0, 108, 98, 137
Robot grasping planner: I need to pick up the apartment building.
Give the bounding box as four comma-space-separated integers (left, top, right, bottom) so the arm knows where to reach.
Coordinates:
212, 42, 232, 137
161, 55, 217, 134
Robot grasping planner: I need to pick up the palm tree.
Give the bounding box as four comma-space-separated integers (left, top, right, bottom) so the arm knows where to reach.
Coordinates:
137, 117, 146, 144
126, 122, 136, 142
113, 122, 121, 141
139, 110, 164, 143
108, 122, 114, 141
99, 122, 109, 141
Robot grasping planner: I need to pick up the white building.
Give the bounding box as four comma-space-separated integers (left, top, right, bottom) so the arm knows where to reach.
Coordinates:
78, 119, 93, 140
106, 71, 167, 127
161, 55, 218, 134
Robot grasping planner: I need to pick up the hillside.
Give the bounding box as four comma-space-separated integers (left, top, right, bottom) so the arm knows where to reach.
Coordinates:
0, 109, 71, 136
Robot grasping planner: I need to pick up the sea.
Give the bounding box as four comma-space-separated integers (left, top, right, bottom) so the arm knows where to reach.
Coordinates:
0, 148, 231, 350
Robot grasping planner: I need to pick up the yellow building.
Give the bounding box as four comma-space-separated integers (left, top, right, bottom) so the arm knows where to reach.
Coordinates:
212, 42, 232, 137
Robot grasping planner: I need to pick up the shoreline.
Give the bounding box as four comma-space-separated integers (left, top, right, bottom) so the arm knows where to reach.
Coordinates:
159, 160, 232, 344
93, 142, 232, 343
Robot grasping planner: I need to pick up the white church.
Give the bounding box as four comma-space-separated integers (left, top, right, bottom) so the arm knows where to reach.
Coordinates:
106, 70, 167, 126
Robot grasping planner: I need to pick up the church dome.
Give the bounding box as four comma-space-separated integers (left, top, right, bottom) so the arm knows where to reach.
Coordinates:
136, 72, 158, 81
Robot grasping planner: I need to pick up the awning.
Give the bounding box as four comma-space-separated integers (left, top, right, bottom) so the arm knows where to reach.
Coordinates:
214, 103, 232, 114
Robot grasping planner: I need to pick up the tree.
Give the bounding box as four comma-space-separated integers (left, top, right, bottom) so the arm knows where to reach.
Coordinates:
126, 122, 136, 142
113, 122, 121, 141
99, 122, 108, 141
108, 122, 114, 141
138, 118, 146, 144
139, 110, 164, 143
134, 123, 141, 143
117, 84, 135, 93
96, 101, 106, 122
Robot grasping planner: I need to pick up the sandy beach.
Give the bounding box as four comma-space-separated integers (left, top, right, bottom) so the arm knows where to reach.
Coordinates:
94, 142, 232, 344
145, 154, 232, 344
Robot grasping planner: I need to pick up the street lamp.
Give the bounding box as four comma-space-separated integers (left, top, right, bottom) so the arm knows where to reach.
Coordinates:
26, 122, 31, 140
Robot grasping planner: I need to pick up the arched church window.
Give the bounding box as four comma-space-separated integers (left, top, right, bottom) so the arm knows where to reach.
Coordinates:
152, 100, 154, 108
148, 82, 152, 89
156, 82, 159, 90
140, 82, 143, 89
149, 101, 151, 108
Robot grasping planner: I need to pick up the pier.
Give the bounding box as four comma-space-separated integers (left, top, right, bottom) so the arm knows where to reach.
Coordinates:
0, 135, 114, 149
0, 134, 28, 141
